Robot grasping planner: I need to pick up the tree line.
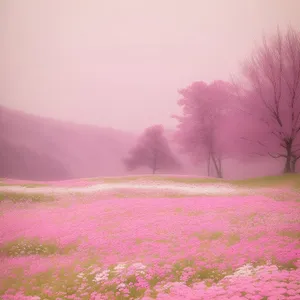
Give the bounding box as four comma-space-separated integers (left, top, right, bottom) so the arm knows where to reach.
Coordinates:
123, 27, 300, 177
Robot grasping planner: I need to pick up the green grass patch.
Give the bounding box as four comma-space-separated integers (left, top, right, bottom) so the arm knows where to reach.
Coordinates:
230, 173, 300, 188
87, 175, 224, 184
21, 183, 49, 188
187, 210, 204, 216
171, 259, 194, 281
248, 212, 259, 219
149, 275, 164, 288
189, 268, 230, 285
0, 182, 48, 187
194, 231, 224, 241
170, 258, 232, 286
248, 232, 266, 241
278, 230, 300, 239
135, 238, 145, 245
0, 192, 55, 203
0, 266, 95, 300
86, 173, 300, 189
227, 233, 241, 246
276, 259, 298, 270
250, 257, 298, 271
0, 182, 19, 186
174, 207, 184, 213
0, 238, 77, 257
154, 176, 224, 184
156, 239, 171, 244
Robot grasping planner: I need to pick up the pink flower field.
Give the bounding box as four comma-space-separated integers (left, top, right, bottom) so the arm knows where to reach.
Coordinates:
0, 183, 300, 299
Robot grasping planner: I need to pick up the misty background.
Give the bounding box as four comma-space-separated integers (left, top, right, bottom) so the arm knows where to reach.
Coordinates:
0, 0, 300, 180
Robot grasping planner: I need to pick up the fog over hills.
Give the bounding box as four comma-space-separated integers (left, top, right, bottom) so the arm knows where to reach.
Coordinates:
0, 106, 285, 181
0, 106, 137, 180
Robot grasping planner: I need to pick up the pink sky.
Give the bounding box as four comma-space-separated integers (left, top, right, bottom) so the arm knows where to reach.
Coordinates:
1, 0, 300, 132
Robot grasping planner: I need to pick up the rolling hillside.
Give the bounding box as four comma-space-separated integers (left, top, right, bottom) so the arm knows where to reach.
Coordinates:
0, 106, 288, 181
0, 106, 136, 180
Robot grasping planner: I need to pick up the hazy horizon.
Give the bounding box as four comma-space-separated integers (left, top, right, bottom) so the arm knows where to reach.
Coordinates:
1, 0, 300, 132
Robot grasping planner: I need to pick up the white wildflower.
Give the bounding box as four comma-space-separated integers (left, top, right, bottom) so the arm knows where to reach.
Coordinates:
132, 262, 146, 270
254, 264, 278, 275
117, 283, 126, 290
77, 272, 85, 279
233, 264, 255, 276
90, 267, 102, 275
94, 269, 110, 283
130, 262, 147, 275
162, 282, 185, 290
162, 282, 174, 290
224, 263, 280, 281
114, 263, 127, 273
223, 263, 255, 280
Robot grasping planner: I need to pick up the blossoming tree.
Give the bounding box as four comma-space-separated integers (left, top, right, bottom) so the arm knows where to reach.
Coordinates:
123, 124, 180, 174
173, 80, 236, 178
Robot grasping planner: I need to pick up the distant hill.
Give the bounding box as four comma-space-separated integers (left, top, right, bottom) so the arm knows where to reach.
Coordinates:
0, 106, 285, 181
0, 137, 70, 180
0, 106, 136, 180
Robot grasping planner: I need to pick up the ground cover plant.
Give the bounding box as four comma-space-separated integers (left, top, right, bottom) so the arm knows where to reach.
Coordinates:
0, 175, 299, 299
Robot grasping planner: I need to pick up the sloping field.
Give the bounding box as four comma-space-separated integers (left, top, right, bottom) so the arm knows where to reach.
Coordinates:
0, 175, 299, 299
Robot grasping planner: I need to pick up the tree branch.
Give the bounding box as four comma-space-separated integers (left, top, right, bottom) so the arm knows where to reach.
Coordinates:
268, 152, 287, 159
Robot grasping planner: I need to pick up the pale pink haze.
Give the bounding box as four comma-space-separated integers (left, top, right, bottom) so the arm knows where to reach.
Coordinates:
1, 0, 300, 132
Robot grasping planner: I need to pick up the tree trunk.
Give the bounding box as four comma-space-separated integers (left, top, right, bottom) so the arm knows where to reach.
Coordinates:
291, 159, 296, 173
216, 166, 223, 178
152, 163, 157, 174
284, 156, 292, 173
152, 152, 157, 174
283, 140, 293, 173
291, 155, 298, 173
211, 154, 223, 178
217, 157, 223, 178
207, 153, 211, 176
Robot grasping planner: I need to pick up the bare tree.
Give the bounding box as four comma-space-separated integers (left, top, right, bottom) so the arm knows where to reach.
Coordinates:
238, 27, 300, 173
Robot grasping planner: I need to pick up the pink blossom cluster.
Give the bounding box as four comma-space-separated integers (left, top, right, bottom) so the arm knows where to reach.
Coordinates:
0, 194, 299, 299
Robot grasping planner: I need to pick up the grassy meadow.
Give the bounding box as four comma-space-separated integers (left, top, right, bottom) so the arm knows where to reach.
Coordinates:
0, 174, 299, 299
